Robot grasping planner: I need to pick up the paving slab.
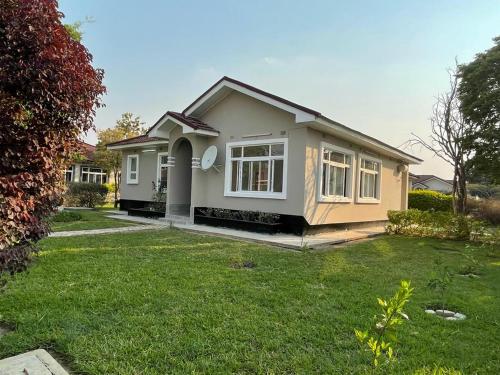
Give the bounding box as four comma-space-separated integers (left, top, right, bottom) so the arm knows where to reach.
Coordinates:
49, 224, 166, 238
105, 213, 385, 249
0, 349, 69, 375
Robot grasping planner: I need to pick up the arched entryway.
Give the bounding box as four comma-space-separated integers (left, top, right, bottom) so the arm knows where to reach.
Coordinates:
168, 138, 192, 216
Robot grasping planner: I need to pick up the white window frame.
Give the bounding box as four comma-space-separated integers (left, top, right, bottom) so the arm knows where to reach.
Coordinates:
357, 153, 382, 204
317, 142, 355, 203
64, 166, 74, 183
156, 152, 169, 192
224, 138, 288, 199
80, 166, 107, 184
127, 154, 139, 184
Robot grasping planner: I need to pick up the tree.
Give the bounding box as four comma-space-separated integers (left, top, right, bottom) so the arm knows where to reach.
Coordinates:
459, 37, 500, 184
0, 0, 105, 276
93, 114, 144, 207
410, 65, 473, 214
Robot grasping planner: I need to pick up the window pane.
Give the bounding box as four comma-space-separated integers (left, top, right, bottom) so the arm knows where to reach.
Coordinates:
362, 173, 376, 198
323, 150, 330, 161
333, 166, 345, 196
130, 172, 137, 180
251, 161, 269, 191
102, 175, 107, 184
271, 144, 284, 156
244, 145, 269, 157
322, 162, 328, 195
160, 167, 168, 191
231, 147, 242, 158
329, 165, 335, 196
331, 151, 345, 164
273, 159, 283, 193
160, 155, 169, 164
362, 159, 378, 171
231, 161, 239, 191
130, 157, 137, 172
241, 161, 250, 190
81, 173, 88, 182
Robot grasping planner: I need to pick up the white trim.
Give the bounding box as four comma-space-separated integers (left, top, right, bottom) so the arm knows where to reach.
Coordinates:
107, 140, 168, 151
149, 115, 219, 138
224, 138, 288, 200
185, 79, 316, 123
126, 154, 139, 184
356, 153, 382, 204
315, 117, 421, 165
317, 142, 355, 203
156, 152, 168, 190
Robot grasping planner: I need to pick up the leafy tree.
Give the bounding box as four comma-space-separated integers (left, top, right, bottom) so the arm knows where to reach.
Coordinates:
93, 113, 145, 207
64, 21, 83, 42
0, 0, 105, 276
459, 37, 500, 184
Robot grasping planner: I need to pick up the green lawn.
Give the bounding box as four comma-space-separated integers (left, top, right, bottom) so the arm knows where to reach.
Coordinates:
0, 230, 498, 374
51, 209, 141, 232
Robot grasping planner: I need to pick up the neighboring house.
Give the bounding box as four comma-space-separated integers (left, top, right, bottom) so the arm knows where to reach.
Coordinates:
107, 76, 422, 233
409, 173, 453, 193
64, 141, 109, 185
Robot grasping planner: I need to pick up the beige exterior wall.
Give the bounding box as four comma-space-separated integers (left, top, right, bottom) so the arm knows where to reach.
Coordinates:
304, 128, 408, 225
166, 91, 307, 217
120, 145, 168, 202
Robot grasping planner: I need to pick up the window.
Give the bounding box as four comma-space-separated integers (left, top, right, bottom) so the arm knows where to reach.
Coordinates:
225, 139, 287, 199
127, 154, 139, 184
80, 166, 107, 184
64, 166, 74, 183
358, 154, 382, 203
318, 143, 354, 202
157, 152, 168, 192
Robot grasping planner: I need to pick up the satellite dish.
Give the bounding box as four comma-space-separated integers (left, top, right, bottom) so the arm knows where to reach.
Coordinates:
201, 145, 218, 171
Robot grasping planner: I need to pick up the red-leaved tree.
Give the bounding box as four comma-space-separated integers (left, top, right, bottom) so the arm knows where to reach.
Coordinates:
0, 0, 105, 275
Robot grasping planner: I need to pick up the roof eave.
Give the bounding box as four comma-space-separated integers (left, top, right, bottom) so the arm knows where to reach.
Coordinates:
106, 140, 169, 151
314, 116, 422, 164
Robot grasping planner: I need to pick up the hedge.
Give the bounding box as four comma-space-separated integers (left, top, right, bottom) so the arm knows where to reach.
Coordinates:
408, 190, 452, 212
386, 209, 485, 241
64, 182, 109, 208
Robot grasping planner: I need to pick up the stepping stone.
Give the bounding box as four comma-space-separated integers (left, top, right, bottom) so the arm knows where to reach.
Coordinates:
454, 312, 467, 320
425, 309, 436, 314
0, 349, 69, 374
435, 309, 456, 317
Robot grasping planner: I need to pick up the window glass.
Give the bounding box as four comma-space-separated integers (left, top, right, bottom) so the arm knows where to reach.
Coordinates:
243, 145, 269, 157
130, 157, 137, 172
241, 161, 250, 191
231, 147, 242, 158
227, 142, 286, 196
231, 160, 239, 191
321, 146, 352, 199
271, 144, 284, 156
272, 159, 283, 193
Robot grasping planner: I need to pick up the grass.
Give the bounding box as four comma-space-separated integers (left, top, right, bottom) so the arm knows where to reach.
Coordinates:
0, 231, 498, 374
50, 209, 141, 232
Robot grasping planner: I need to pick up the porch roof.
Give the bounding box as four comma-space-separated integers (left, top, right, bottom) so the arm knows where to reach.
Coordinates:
106, 135, 168, 150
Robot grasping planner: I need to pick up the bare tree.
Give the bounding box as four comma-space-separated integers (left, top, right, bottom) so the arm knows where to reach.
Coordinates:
408, 65, 474, 214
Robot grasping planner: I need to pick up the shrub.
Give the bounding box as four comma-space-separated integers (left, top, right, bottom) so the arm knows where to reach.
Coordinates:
408, 190, 453, 212
65, 183, 108, 208
52, 210, 82, 222
467, 198, 500, 225
386, 209, 487, 241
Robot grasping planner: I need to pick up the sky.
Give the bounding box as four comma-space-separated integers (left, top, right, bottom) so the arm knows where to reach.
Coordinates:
59, 0, 500, 178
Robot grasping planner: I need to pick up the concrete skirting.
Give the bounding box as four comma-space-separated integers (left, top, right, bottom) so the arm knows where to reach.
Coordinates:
0, 349, 69, 375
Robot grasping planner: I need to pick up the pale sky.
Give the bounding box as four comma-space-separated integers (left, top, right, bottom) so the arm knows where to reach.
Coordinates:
59, 0, 500, 179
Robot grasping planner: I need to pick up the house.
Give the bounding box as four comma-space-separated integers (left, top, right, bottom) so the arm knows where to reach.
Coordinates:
107, 77, 422, 233
409, 173, 453, 193
64, 141, 109, 185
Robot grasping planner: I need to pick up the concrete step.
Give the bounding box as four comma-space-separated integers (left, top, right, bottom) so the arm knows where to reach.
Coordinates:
160, 215, 190, 225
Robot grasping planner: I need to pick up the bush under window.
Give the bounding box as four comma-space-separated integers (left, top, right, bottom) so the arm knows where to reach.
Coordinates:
64, 183, 109, 208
